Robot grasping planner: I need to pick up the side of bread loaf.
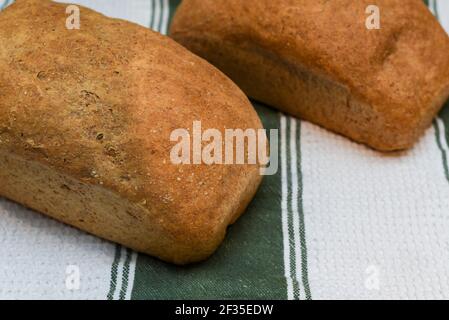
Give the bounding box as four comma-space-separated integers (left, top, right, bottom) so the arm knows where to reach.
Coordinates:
0, 0, 263, 264
170, 0, 449, 151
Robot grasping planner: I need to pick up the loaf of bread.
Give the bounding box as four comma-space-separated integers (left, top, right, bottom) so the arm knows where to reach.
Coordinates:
171, 0, 449, 151
0, 0, 263, 264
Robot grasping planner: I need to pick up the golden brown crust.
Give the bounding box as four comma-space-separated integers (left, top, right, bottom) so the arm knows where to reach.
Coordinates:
171, 0, 449, 151
0, 0, 263, 264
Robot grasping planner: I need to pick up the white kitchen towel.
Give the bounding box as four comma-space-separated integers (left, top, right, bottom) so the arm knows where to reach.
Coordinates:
0, 0, 449, 300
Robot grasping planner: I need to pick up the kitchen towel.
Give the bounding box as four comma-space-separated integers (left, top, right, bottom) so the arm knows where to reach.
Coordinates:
0, 0, 449, 300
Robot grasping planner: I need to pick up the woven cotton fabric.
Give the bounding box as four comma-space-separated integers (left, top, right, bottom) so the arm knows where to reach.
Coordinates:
0, 0, 449, 300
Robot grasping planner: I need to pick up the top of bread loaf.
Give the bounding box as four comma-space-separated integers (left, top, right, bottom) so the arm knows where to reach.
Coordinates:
171, 0, 449, 150
0, 0, 263, 263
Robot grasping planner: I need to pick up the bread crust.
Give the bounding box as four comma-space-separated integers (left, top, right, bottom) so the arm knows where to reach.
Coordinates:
171, 0, 449, 151
0, 0, 263, 264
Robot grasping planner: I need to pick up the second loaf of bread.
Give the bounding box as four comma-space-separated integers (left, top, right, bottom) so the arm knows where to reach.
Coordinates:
171, 0, 449, 151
